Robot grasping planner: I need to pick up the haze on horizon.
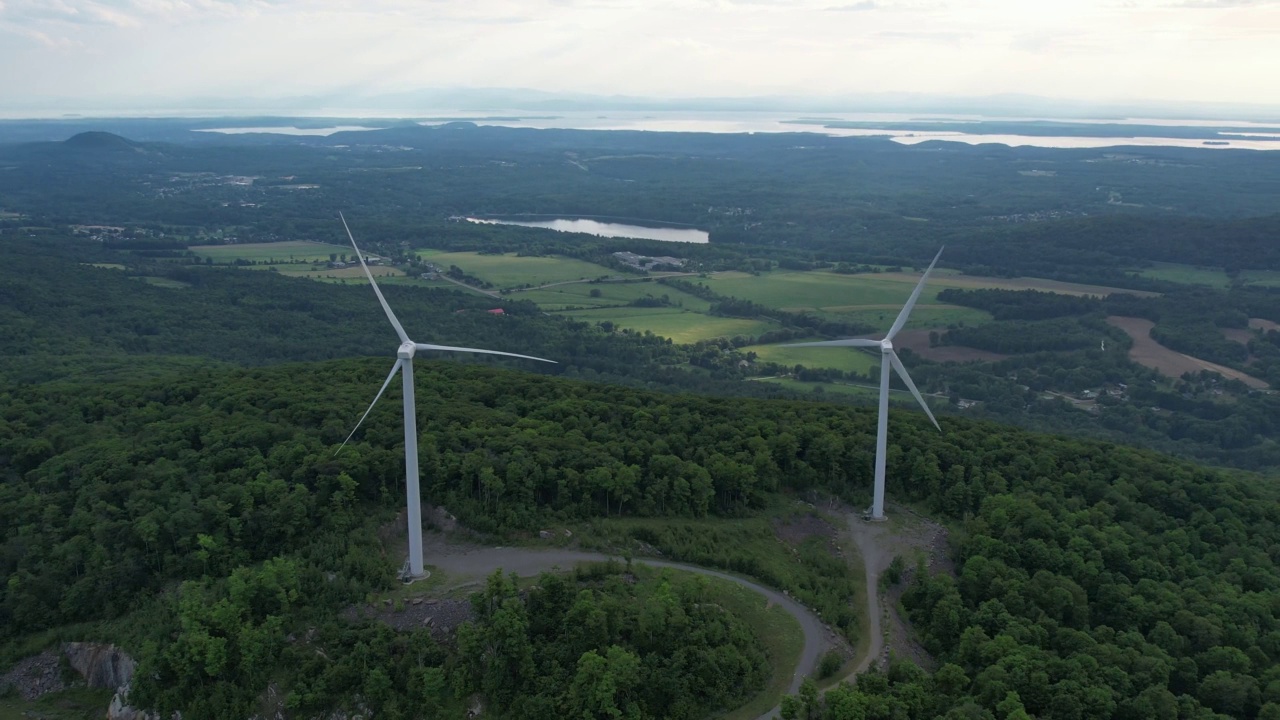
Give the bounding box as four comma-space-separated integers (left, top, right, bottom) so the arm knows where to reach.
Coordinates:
1, 0, 1279, 115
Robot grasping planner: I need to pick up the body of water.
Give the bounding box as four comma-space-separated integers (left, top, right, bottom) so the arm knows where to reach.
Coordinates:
419, 111, 1280, 151
466, 217, 709, 243
193, 125, 381, 136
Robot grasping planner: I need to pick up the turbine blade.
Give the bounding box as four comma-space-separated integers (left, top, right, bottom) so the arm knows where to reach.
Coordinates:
335, 359, 403, 455
415, 343, 557, 363
885, 247, 944, 341
888, 351, 941, 431
339, 212, 410, 344
781, 338, 881, 348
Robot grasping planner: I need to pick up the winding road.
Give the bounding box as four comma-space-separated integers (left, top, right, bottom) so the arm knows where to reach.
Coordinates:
426, 543, 838, 720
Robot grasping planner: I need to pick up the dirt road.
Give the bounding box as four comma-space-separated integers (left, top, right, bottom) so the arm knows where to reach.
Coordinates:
424, 541, 835, 719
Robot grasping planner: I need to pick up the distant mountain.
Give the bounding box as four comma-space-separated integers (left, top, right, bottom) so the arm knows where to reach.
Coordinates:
62, 131, 143, 152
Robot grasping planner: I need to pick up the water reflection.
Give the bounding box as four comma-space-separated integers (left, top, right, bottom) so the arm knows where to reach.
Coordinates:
466, 217, 709, 243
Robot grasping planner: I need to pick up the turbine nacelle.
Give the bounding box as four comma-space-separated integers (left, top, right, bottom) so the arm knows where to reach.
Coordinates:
397, 341, 417, 360
880, 339, 893, 353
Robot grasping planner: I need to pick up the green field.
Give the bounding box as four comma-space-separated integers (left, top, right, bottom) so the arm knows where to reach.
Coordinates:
518, 280, 712, 312
743, 341, 879, 375
704, 271, 916, 310
823, 306, 993, 334
563, 307, 777, 343
1136, 262, 1231, 288
189, 240, 342, 263
1240, 269, 1280, 288
418, 250, 614, 289
132, 276, 191, 289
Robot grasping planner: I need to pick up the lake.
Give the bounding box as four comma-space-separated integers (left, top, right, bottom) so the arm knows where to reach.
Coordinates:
466, 217, 709, 243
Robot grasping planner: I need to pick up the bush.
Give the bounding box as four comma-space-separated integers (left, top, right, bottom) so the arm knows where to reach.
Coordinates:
818, 650, 844, 679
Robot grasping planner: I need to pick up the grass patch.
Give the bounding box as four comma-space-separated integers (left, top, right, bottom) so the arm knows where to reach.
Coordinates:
416, 251, 614, 289
517, 281, 712, 312
698, 269, 1148, 319
1239, 269, 1280, 288
189, 240, 341, 264
743, 341, 878, 374
696, 573, 803, 720
579, 516, 860, 642
704, 271, 913, 310
131, 276, 191, 289
1136, 262, 1230, 288
0, 687, 115, 720
562, 307, 777, 343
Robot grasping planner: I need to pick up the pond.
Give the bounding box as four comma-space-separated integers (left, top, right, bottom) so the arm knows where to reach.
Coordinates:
466, 217, 709, 243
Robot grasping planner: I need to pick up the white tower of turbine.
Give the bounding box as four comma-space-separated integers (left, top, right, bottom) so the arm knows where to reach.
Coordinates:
336, 213, 555, 579
785, 248, 944, 521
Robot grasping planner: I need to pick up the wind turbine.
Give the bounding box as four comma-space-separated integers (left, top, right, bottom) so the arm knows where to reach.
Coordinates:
335, 212, 555, 579
784, 248, 944, 521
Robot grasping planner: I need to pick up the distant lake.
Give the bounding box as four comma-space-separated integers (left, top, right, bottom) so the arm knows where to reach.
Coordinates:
466, 217, 709, 243
194, 125, 380, 136
421, 112, 1280, 151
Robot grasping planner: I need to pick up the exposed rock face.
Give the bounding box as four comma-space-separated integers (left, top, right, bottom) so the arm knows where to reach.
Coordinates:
0, 649, 65, 700
62, 642, 136, 689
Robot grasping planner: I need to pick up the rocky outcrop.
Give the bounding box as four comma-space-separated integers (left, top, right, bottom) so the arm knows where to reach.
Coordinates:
0, 649, 64, 700
62, 642, 135, 689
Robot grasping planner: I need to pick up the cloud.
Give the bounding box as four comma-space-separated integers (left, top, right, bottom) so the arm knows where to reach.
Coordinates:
826, 1, 880, 9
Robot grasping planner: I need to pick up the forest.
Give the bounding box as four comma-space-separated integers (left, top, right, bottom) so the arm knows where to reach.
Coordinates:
3, 118, 1280, 719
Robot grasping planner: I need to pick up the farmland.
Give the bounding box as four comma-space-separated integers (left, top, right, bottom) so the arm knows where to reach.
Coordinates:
189, 240, 341, 264
561, 307, 777, 344
1106, 316, 1268, 389
742, 341, 879, 375
1136, 262, 1230, 288
417, 250, 616, 289
516, 280, 712, 312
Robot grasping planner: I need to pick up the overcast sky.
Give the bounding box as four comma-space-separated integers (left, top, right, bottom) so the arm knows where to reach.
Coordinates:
2, 0, 1278, 111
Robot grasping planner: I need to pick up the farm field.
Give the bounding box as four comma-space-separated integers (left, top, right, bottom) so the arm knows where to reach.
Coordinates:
562, 307, 777, 344
1106, 316, 1268, 389
699, 269, 1144, 323
132, 276, 191, 289
189, 240, 340, 263
517, 280, 712, 312
1239, 269, 1280, 287
417, 250, 615, 289
742, 341, 879, 375
1136, 262, 1230, 288
817, 306, 993, 334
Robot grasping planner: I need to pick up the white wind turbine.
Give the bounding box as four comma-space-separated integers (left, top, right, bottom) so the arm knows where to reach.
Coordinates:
335, 212, 555, 579
784, 248, 944, 521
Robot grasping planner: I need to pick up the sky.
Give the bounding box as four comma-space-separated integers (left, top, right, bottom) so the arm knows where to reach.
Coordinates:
1, 0, 1279, 112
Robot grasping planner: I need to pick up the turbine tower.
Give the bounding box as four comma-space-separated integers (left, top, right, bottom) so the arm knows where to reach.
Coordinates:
785, 248, 944, 521
336, 212, 555, 579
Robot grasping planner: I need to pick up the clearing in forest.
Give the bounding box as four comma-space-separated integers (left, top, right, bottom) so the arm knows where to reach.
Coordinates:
189, 240, 340, 263
560, 306, 776, 344
1107, 316, 1268, 388
416, 250, 615, 290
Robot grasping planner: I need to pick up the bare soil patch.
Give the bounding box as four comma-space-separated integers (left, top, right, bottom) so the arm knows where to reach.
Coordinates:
1107, 316, 1268, 389
773, 512, 839, 555
893, 329, 1007, 363
1251, 318, 1280, 333
344, 597, 473, 640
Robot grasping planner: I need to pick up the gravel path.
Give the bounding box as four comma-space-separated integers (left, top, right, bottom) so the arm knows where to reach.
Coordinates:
423, 542, 835, 720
